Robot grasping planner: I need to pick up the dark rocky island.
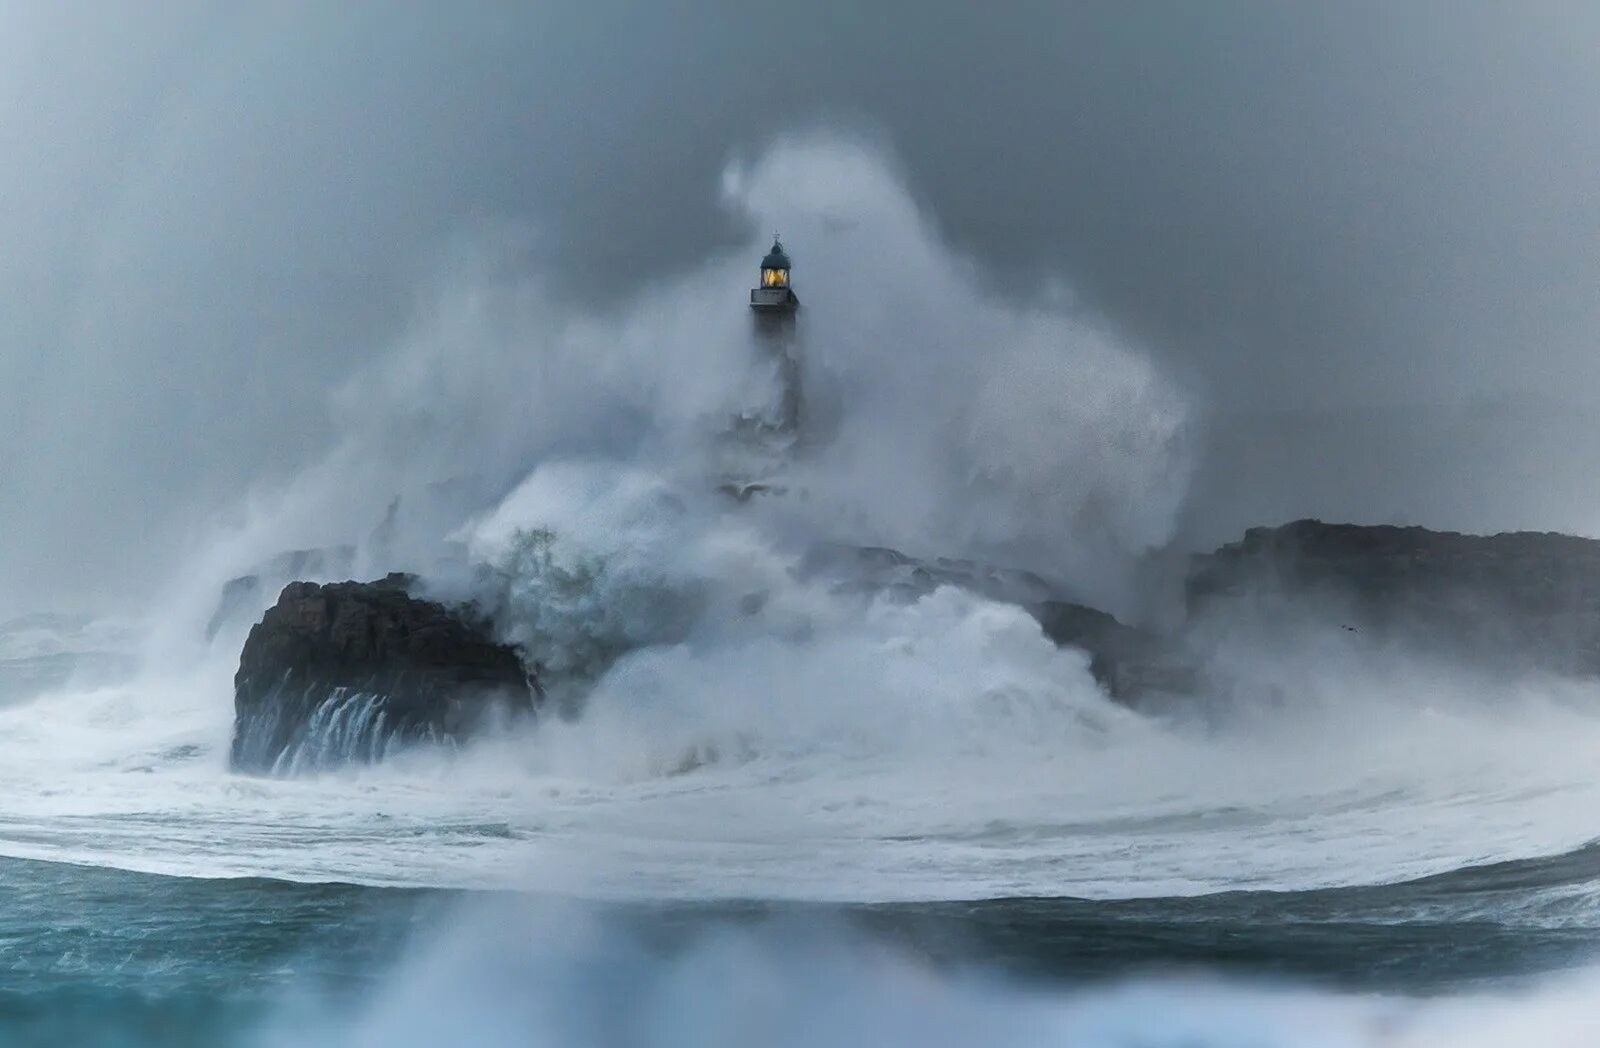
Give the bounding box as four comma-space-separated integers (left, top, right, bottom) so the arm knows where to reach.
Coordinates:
794, 541, 1185, 702
800, 521, 1600, 703
228, 520, 1600, 774
229, 573, 536, 774
1187, 519, 1600, 677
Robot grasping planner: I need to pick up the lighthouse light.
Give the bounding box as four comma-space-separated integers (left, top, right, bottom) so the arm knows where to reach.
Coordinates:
750, 235, 798, 313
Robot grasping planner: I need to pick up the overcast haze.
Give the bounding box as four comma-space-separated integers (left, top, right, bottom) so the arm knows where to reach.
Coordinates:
5, 1, 1600, 617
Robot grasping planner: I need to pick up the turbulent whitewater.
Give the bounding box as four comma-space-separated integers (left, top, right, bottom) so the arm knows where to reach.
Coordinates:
6, 136, 1600, 1044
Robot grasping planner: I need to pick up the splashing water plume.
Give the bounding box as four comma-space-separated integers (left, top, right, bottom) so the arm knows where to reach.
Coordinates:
261, 899, 1600, 1048
1, 136, 1599, 920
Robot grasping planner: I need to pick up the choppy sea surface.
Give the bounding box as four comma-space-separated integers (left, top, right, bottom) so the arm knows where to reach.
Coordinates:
7, 846, 1600, 1047
6, 610, 1600, 1047
13, 133, 1600, 1045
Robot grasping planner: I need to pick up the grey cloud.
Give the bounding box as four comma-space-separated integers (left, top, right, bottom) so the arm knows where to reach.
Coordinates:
5, 1, 1600, 614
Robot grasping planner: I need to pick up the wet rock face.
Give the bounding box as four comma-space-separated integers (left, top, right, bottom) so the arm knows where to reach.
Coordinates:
1030, 601, 1195, 704
799, 524, 1600, 704
1187, 519, 1600, 676
204, 546, 357, 640
230, 574, 536, 775
795, 543, 1179, 704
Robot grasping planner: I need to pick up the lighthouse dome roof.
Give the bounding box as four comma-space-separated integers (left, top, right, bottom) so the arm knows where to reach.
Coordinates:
760, 238, 791, 270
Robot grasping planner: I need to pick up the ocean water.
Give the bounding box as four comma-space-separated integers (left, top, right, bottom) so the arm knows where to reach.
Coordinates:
6, 846, 1600, 1047
9, 135, 1600, 1045
6, 594, 1600, 1047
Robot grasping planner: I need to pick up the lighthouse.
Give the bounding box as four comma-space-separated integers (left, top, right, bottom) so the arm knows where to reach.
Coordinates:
749, 235, 800, 314
734, 233, 803, 450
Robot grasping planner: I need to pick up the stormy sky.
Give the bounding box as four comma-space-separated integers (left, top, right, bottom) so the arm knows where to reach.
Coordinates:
4, 1, 1600, 616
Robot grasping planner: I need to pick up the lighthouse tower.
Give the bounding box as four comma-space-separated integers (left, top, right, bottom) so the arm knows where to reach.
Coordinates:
749, 235, 800, 314
727, 233, 803, 460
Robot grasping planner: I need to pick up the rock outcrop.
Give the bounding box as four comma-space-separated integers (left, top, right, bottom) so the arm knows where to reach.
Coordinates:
230, 573, 536, 774
807, 522, 1600, 701
1187, 519, 1600, 676
795, 542, 1180, 703
205, 546, 357, 640
228, 520, 1600, 777
1030, 601, 1195, 703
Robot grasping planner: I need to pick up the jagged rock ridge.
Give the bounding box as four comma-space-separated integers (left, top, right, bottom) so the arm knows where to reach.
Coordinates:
227, 520, 1600, 775
795, 542, 1184, 702
205, 546, 357, 640
229, 573, 536, 774
1188, 518, 1600, 676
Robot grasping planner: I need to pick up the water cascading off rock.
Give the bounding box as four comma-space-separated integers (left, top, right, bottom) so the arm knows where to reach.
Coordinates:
229, 574, 537, 775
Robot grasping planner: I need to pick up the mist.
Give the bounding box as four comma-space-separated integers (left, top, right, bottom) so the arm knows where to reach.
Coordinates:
7, 2, 1600, 617
12, 10, 1600, 1043
258, 898, 1600, 1048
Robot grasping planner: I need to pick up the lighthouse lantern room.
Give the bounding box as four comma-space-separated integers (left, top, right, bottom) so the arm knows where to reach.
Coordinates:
750, 235, 800, 313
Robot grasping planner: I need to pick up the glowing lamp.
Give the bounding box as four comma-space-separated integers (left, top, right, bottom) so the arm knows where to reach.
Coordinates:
749, 235, 799, 314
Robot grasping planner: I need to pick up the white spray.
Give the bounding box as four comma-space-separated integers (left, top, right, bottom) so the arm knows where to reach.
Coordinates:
2, 134, 1600, 911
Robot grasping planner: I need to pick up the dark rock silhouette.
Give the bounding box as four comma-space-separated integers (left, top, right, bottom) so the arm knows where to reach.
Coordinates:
1188, 519, 1600, 676
227, 520, 1600, 776
1030, 600, 1195, 703
205, 546, 357, 640
229, 573, 535, 774
795, 542, 1180, 702
807, 522, 1600, 703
